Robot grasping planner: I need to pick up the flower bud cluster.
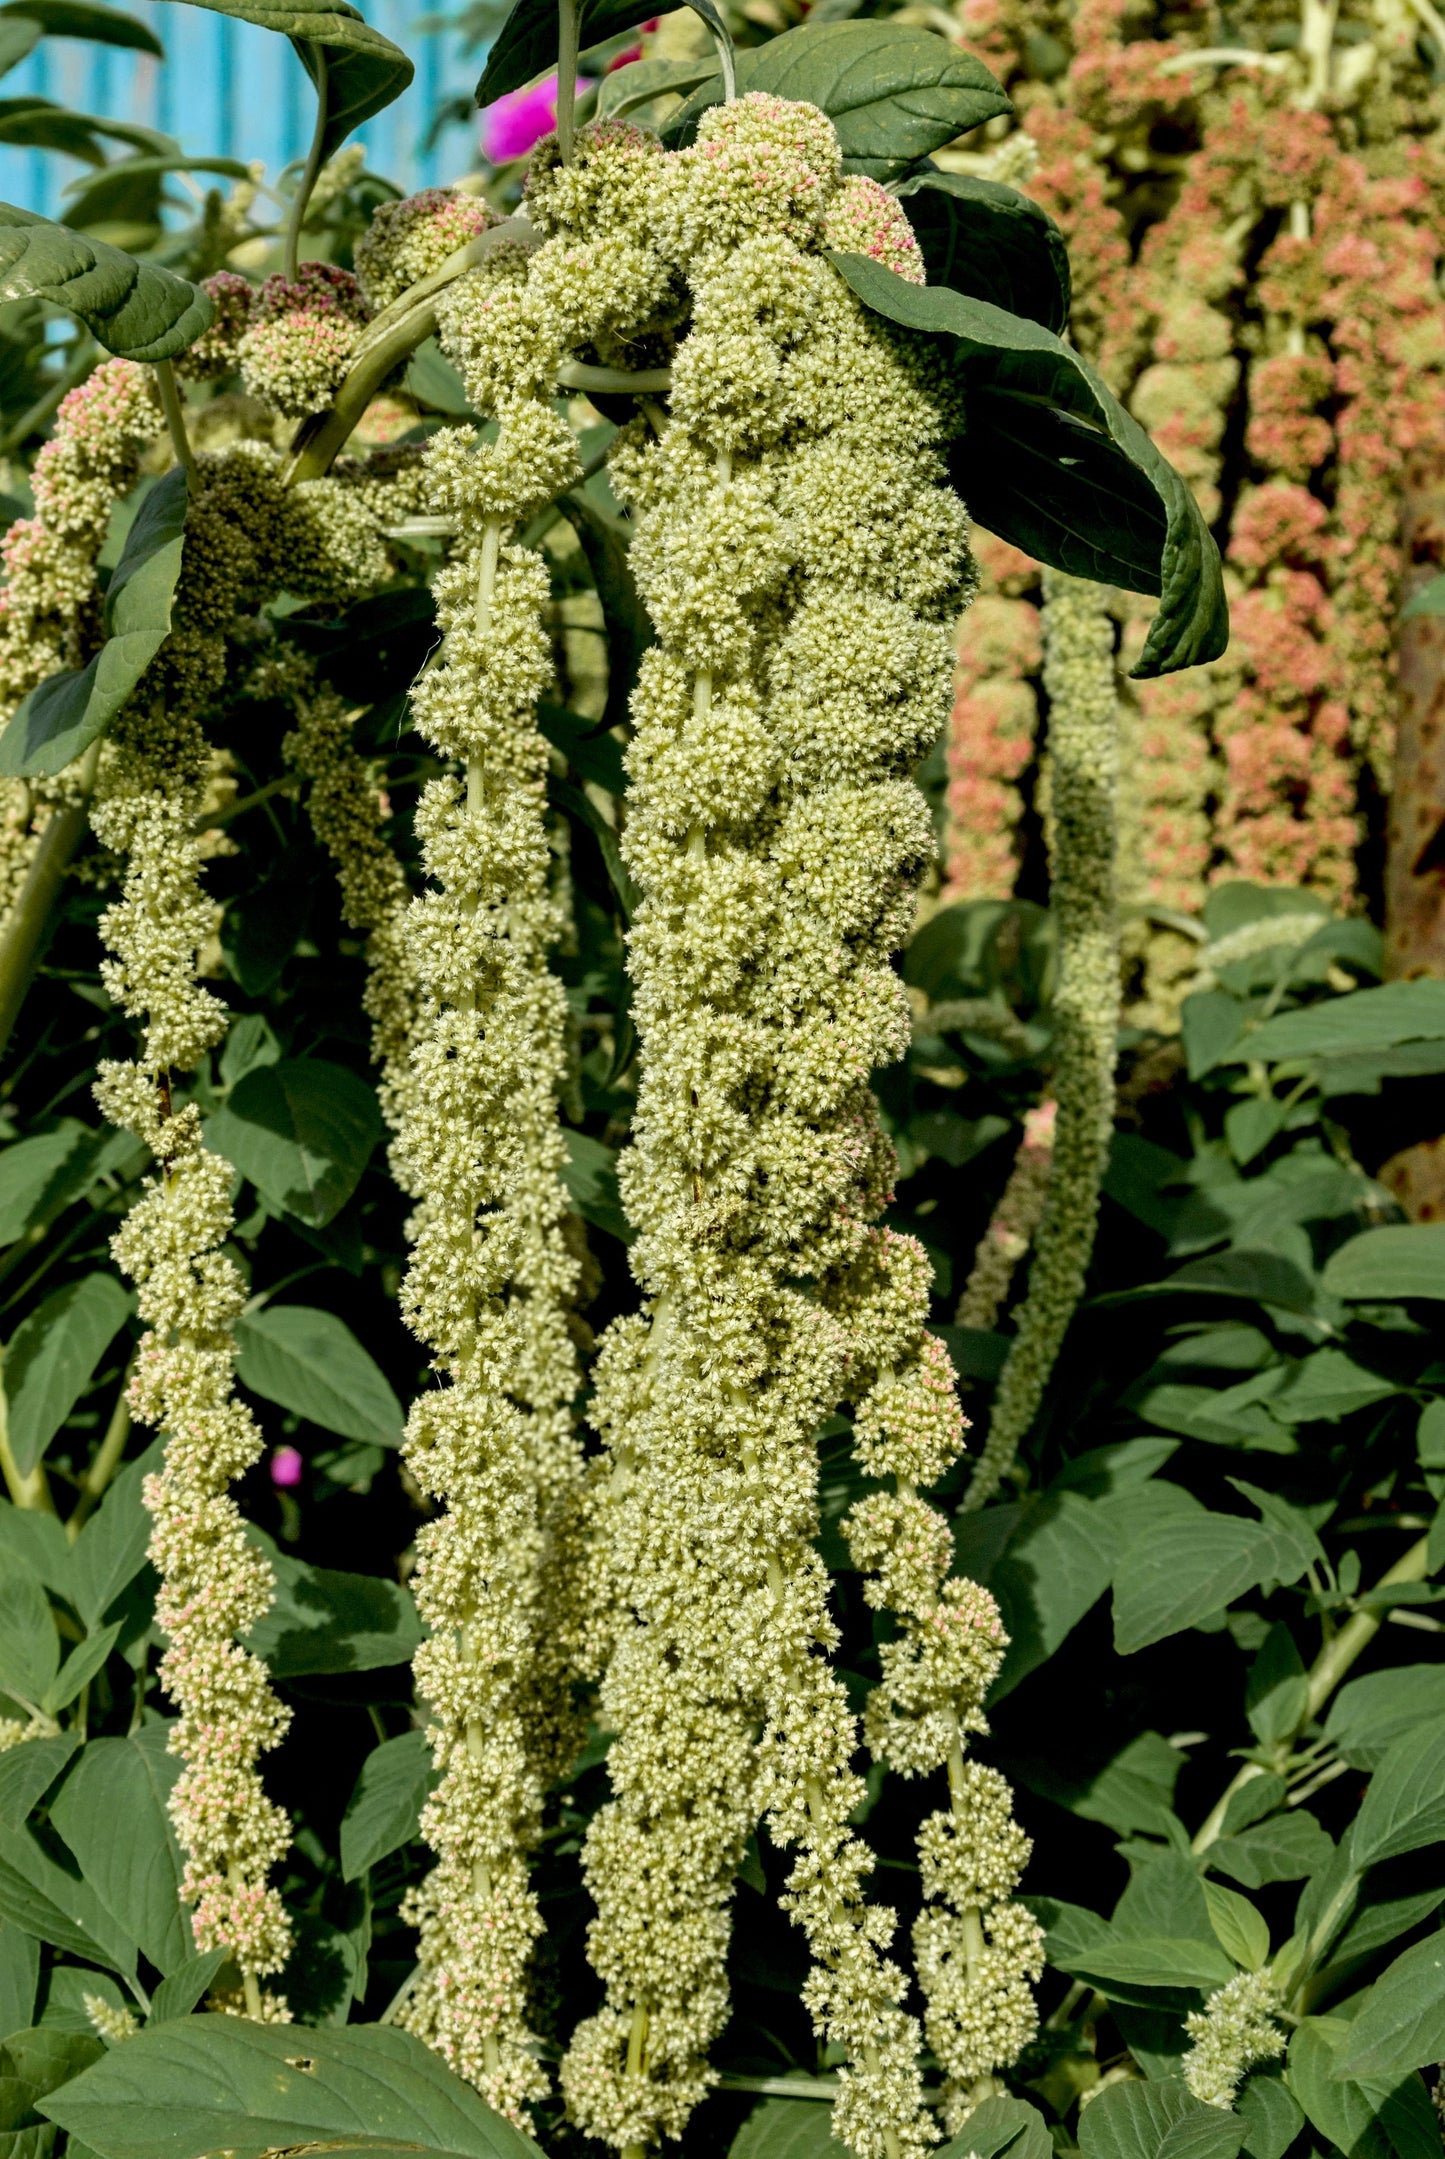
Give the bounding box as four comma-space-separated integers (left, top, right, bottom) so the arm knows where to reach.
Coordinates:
964, 572, 1119, 1514
239, 263, 370, 418
355, 187, 499, 312
384, 228, 653, 2121
1183, 1968, 1286, 2108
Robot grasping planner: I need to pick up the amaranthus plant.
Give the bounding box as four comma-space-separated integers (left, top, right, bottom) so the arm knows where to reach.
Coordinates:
0, 12, 1440, 2159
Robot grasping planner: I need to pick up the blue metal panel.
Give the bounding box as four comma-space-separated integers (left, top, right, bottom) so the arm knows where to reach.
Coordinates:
0, 1, 481, 220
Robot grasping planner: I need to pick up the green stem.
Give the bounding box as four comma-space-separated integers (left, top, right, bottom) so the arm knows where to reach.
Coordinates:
154, 359, 199, 493
0, 337, 96, 457
556, 0, 579, 163
68, 1361, 134, 1541
1192, 1532, 1431, 1853
283, 295, 441, 485
557, 360, 673, 394
0, 738, 101, 1065
348, 216, 537, 364
284, 45, 330, 284
194, 773, 298, 833
0, 1344, 54, 1512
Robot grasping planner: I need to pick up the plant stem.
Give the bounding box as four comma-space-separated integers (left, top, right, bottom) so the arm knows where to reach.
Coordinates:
283, 296, 441, 485
155, 359, 199, 493
68, 1362, 133, 1540
194, 773, 298, 833
0, 737, 102, 1065
557, 360, 673, 394
556, 0, 579, 162
1192, 1531, 1430, 1853
348, 215, 539, 364
284, 44, 330, 284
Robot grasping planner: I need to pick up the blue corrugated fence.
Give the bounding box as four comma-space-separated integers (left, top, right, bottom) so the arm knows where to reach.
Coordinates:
0, 2, 480, 219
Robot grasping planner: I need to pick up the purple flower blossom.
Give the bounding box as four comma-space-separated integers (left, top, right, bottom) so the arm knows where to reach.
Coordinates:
479, 74, 597, 164
270, 1445, 304, 1490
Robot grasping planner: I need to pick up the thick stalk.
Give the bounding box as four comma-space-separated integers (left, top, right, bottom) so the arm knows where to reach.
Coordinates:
284, 297, 441, 485
350, 218, 539, 362
556, 0, 579, 163
557, 360, 673, 395
1191, 1533, 1430, 1853
284, 46, 330, 283
154, 360, 198, 494
0, 738, 102, 1065
67, 1365, 134, 1540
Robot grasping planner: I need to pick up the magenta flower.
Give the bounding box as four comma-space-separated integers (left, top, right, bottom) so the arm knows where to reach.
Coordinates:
270, 1445, 304, 1490
481, 78, 560, 164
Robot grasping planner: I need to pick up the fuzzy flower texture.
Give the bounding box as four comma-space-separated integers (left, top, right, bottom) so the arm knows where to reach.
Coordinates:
405, 100, 1045, 2158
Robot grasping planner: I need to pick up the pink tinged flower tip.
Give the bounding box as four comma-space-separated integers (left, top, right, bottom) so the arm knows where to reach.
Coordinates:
270, 1445, 303, 1490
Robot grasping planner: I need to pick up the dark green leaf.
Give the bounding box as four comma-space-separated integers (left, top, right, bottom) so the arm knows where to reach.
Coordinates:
161, 0, 412, 161
1245, 980, 1445, 1063
895, 172, 1069, 331
729, 2099, 848, 2158
1245, 1625, 1308, 1749
480, 0, 729, 110
1206, 1811, 1333, 1890
246, 1536, 422, 1678
0, 2030, 102, 2108
1326, 1668, 1445, 1772
0, 1127, 95, 1247
41, 2015, 543, 2159
938, 2098, 1052, 2159
1113, 1513, 1308, 1655
1294, 2015, 1441, 2154
340, 1728, 435, 1882
0, 1824, 137, 1977
68, 1445, 159, 1631
0, 204, 209, 359
42, 1620, 120, 1716
560, 1129, 632, 1246
537, 702, 626, 796
1354, 1723, 1445, 1868
0, 1927, 37, 2043
1060, 1935, 1237, 1993
147, 1950, 225, 2026
1323, 1224, 1445, 1301
0, 1734, 77, 1830
1030, 1731, 1187, 1839
0, 1576, 55, 1709
0, 466, 189, 779
662, 22, 1010, 181
989, 1490, 1117, 1698
0, 1, 162, 52
1202, 1879, 1269, 1971
1077, 2076, 1246, 2159
0, 18, 38, 70
50, 1728, 191, 1976
233, 1305, 403, 1447
828, 257, 1225, 676
1236, 2070, 1303, 2159
204, 1058, 381, 1229
2, 1273, 130, 1476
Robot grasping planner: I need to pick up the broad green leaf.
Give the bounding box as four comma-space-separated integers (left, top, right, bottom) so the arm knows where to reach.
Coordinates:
0, 1577, 55, 1709
204, 1057, 381, 1228
661, 22, 1010, 181
1353, 1723, 1445, 1867
1057, 1935, 1236, 1994
246, 1536, 422, 1677
0, 1824, 137, 1978
0, 466, 189, 778
1202, 1880, 1269, 1972
1206, 1810, 1333, 1890
896, 172, 1070, 331
1028, 1730, 1186, 1839
1293, 2015, 1441, 2155
233, 1305, 403, 1447
1331, 1938, 1445, 2083
560, 1129, 632, 1246
1077, 2075, 1246, 2159
1330, 1870, 1445, 1971
1323, 1224, 1445, 1301
0, 98, 165, 163
0, 17, 38, 69
1327, 1667, 1445, 1771
41, 1620, 119, 1716
1, 1273, 129, 1476
989, 1490, 1117, 1699
830, 255, 1225, 677
0, 1126, 97, 1247
0, 2, 163, 52
0, 2031, 102, 2109
41, 2014, 543, 2159
1235, 2071, 1303, 2159
0, 1927, 37, 2043
1245, 1625, 1308, 1749
595, 53, 717, 118
147, 1949, 225, 2025
160, 0, 412, 161
1115, 1853, 1216, 1948
730, 2098, 848, 2158
50, 1728, 190, 1977
479, 0, 730, 111
68, 1445, 159, 1631
0, 1504, 72, 1598
0, 1734, 77, 1829
1112, 1514, 1307, 1655
0, 204, 209, 358
1245, 979, 1445, 1062
938, 2098, 1051, 2159
340, 1728, 435, 1882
